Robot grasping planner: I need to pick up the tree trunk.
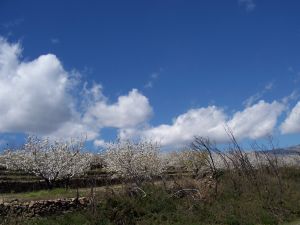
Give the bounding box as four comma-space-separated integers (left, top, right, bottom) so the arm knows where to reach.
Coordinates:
65, 178, 70, 190
45, 179, 53, 190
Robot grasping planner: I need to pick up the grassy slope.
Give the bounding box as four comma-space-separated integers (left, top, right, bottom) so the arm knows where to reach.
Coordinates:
0, 184, 123, 202
1, 167, 300, 225
19, 186, 300, 225
3, 173, 299, 225
0, 188, 85, 202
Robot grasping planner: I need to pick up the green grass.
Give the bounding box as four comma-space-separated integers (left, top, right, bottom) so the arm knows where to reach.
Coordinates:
0, 188, 85, 202
2, 168, 300, 225
0, 184, 124, 202
15, 181, 300, 225
20, 188, 80, 199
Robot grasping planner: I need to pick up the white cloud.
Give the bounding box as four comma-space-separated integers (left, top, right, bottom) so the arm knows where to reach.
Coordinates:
122, 100, 284, 147
141, 106, 227, 146
0, 37, 291, 148
238, 0, 256, 12
83, 88, 152, 128
244, 93, 262, 107
228, 100, 284, 139
281, 102, 300, 134
48, 119, 99, 141
0, 37, 73, 134
0, 37, 152, 142
48, 87, 152, 141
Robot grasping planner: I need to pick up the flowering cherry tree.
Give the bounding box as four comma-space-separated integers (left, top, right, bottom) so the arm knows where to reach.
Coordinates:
171, 149, 208, 176
3, 136, 92, 189
104, 140, 164, 185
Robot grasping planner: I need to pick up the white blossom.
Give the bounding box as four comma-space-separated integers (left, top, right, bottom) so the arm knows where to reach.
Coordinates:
3, 136, 92, 187
104, 140, 164, 183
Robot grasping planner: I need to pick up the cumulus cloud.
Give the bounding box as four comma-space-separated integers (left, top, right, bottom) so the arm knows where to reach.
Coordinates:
0, 37, 152, 141
121, 101, 285, 147
48, 86, 152, 142
228, 101, 284, 139
141, 106, 227, 146
0, 37, 73, 134
83, 88, 152, 128
281, 102, 300, 134
0, 37, 293, 148
48, 119, 99, 141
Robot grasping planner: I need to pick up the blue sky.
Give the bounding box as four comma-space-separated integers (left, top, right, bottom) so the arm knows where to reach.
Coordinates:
0, 0, 300, 149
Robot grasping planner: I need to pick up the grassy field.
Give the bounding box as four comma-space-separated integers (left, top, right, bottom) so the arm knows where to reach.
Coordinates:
1, 163, 300, 225
0, 184, 124, 202
0, 188, 86, 202
8, 183, 300, 225
1, 167, 299, 225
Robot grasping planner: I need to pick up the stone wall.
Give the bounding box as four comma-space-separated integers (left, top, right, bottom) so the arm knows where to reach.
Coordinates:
0, 197, 90, 218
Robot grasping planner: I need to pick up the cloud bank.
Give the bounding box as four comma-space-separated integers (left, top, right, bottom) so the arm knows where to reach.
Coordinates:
120, 101, 285, 146
0, 37, 299, 148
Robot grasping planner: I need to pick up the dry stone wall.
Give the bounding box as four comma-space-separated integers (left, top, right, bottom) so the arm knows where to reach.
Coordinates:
0, 197, 90, 218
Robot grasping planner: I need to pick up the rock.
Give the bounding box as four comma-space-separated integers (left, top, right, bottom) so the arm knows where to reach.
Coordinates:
78, 198, 86, 205
29, 201, 35, 208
